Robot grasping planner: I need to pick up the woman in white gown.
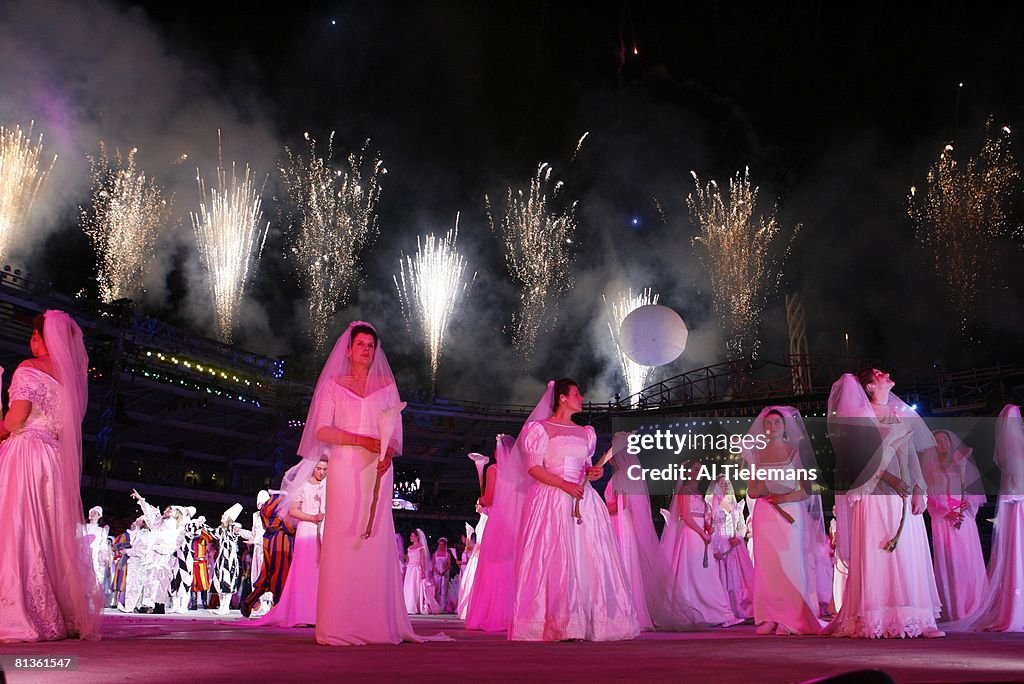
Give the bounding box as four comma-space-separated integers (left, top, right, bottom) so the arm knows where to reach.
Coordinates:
743, 407, 823, 635
662, 461, 744, 628
604, 442, 704, 631
923, 430, 987, 622
252, 461, 326, 627
280, 321, 424, 645
404, 530, 439, 615
464, 434, 517, 630
457, 446, 496, 619
0, 311, 103, 642
431, 538, 452, 611
509, 379, 639, 641
826, 370, 944, 638
962, 404, 1024, 631
706, 476, 754, 621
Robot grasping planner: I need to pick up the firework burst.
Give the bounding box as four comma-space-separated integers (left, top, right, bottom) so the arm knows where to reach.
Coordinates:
190, 135, 269, 343
605, 288, 659, 403
908, 119, 1019, 336
688, 167, 798, 359
281, 133, 385, 351
395, 215, 475, 386
83, 144, 172, 303
0, 122, 56, 263
488, 163, 578, 358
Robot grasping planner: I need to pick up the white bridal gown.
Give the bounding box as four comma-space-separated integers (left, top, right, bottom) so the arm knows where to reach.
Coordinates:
826, 414, 942, 638
509, 420, 639, 641
314, 381, 422, 645
749, 451, 823, 634
0, 367, 101, 641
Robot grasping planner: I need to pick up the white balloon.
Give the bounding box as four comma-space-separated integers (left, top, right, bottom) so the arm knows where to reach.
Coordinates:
619, 304, 688, 367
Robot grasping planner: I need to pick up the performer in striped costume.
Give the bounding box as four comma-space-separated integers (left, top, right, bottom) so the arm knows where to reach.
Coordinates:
241, 491, 297, 618
191, 519, 214, 609
111, 526, 133, 608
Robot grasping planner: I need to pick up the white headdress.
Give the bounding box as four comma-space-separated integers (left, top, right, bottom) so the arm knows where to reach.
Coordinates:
223, 503, 243, 523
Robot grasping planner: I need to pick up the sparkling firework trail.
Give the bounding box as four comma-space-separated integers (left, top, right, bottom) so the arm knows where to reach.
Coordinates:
908, 119, 1019, 336
688, 167, 799, 359
488, 163, 579, 358
569, 132, 589, 165
281, 133, 385, 351
394, 215, 475, 386
604, 288, 659, 404
0, 122, 55, 263
83, 144, 172, 303
191, 135, 269, 343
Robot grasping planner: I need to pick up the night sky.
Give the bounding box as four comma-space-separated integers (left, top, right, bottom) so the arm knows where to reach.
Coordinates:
3, 1, 1024, 403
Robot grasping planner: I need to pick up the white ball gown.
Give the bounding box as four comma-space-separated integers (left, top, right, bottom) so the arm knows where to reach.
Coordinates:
509, 420, 639, 641
661, 492, 738, 626
0, 366, 101, 641
826, 412, 942, 638
604, 462, 704, 631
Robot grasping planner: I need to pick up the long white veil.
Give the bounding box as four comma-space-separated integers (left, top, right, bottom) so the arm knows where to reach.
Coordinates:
994, 404, 1024, 496
464, 382, 552, 631
952, 404, 1024, 631
610, 448, 705, 629
43, 310, 104, 639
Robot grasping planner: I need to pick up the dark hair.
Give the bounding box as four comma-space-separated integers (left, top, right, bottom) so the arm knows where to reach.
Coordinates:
349, 324, 379, 346
31, 313, 45, 340
855, 368, 875, 397
551, 378, 578, 412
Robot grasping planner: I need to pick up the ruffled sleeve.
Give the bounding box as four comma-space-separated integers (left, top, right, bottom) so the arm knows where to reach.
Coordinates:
522, 420, 549, 470
585, 425, 597, 461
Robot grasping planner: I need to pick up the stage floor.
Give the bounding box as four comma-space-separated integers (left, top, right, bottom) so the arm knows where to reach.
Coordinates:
0, 610, 1021, 683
